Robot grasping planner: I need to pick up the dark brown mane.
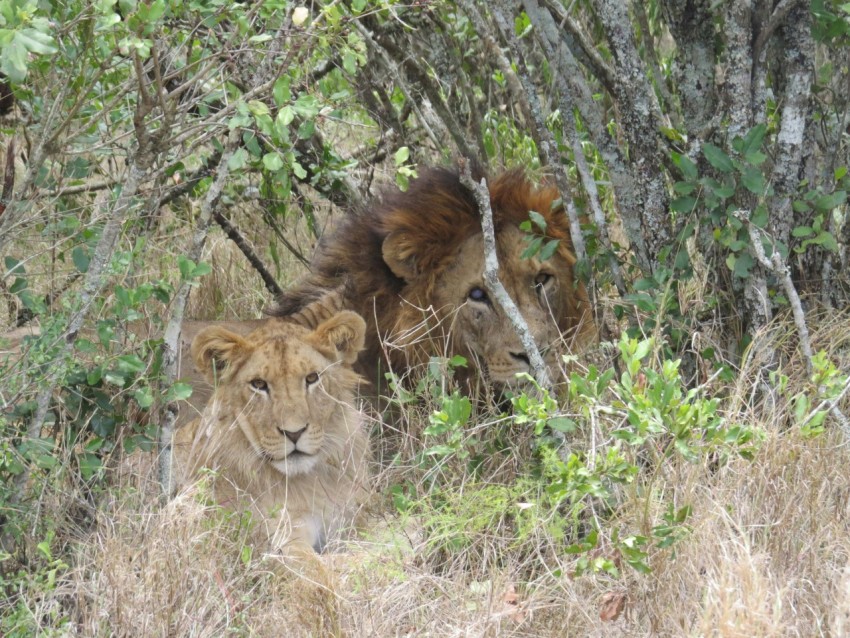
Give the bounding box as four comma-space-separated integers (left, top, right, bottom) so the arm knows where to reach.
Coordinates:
270, 167, 587, 381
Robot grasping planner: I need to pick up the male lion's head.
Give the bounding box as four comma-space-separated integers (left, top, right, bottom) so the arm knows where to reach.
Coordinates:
190, 311, 366, 476
273, 168, 595, 390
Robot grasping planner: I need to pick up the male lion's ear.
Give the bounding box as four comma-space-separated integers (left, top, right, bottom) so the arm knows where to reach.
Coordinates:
382, 231, 419, 281
191, 326, 251, 383
311, 311, 366, 365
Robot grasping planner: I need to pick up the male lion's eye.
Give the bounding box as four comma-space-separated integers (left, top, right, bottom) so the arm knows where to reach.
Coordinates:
250, 378, 268, 392
305, 372, 320, 386
468, 286, 489, 303
535, 273, 553, 288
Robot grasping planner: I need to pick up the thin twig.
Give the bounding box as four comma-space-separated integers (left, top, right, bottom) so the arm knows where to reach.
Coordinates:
212, 209, 285, 295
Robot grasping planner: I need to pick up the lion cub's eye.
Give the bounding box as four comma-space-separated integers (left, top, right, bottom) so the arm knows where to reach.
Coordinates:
305, 372, 320, 386
535, 272, 553, 289
250, 378, 268, 392
468, 286, 489, 303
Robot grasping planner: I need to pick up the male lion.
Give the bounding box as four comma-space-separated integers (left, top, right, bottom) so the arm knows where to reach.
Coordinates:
172, 310, 370, 557
272, 168, 595, 390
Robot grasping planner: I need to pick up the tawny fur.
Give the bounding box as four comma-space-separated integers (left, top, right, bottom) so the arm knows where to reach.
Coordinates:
272, 168, 595, 387
171, 313, 370, 555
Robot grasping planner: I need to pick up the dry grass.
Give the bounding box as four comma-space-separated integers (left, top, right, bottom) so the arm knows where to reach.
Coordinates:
14, 324, 849, 637
4, 194, 850, 638
31, 417, 848, 637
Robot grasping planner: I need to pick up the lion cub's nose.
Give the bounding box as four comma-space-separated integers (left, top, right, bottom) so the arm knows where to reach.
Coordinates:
282, 426, 307, 444
510, 351, 530, 367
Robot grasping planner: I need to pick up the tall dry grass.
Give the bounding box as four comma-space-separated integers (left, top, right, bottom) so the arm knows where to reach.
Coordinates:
10, 312, 845, 637
4, 192, 850, 637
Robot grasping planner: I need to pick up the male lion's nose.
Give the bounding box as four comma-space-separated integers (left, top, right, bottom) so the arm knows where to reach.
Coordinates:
282, 426, 307, 444
510, 351, 531, 367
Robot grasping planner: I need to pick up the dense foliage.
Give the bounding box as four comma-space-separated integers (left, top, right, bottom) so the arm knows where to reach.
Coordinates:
1, 0, 849, 634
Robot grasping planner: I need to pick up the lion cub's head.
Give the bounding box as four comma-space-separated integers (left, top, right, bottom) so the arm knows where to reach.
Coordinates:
190, 311, 366, 477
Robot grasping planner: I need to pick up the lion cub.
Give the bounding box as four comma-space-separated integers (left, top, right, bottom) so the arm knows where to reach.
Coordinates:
172, 311, 369, 558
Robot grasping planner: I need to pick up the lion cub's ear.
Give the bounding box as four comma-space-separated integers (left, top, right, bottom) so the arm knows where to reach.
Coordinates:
310, 311, 366, 365
191, 326, 252, 383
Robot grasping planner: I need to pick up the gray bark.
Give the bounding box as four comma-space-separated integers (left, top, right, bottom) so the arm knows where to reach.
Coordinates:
769, 4, 814, 250
591, 0, 670, 274
659, 0, 717, 134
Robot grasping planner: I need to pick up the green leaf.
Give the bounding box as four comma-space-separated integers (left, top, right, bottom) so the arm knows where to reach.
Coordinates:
520, 236, 543, 259
538, 238, 560, 261
193, 262, 212, 277
227, 148, 247, 171
4, 256, 25, 276
673, 181, 696, 195
262, 152, 284, 171
178, 255, 194, 280
1, 38, 28, 83
448, 355, 468, 368
134, 386, 154, 408
671, 196, 697, 213
792, 226, 814, 238
394, 146, 410, 166
291, 161, 307, 179
741, 166, 765, 194
812, 231, 839, 252
740, 123, 766, 156
273, 77, 291, 106
276, 106, 295, 127
813, 190, 847, 211
16, 28, 58, 56
292, 94, 319, 118
247, 100, 270, 117
528, 210, 546, 232
703, 143, 734, 173
117, 354, 146, 374
677, 155, 698, 180
77, 452, 102, 481
72, 246, 90, 273
548, 416, 577, 433
166, 382, 193, 402
633, 339, 652, 361
733, 252, 754, 278
296, 119, 315, 140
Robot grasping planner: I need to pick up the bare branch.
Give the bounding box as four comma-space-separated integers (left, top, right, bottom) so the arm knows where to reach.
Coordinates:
459, 158, 552, 391
0, 138, 14, 217
735, 209, 813, 370
539, 0, 617, 94
158, 129, 242, 494
354, 20, 446, 151
212, 209, 285, 295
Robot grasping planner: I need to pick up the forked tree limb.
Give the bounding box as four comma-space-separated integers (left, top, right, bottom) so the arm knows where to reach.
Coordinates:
458, 158, 552, 392
735, 208, 850, 436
